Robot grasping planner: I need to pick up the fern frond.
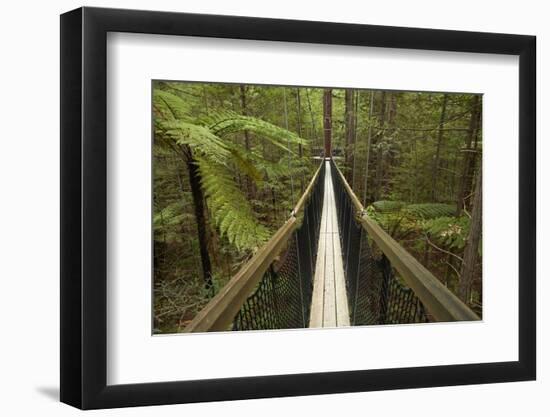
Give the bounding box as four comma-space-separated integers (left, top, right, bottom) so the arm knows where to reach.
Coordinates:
153, 201, 196, 243
404, 203, 455, 220
371, 200, 406, 213
197, 157, 270, 252
422, 216, 471, 250
153, 89, 190, 120
202, 110, 308, 152
227, 146, 264, 185
159, 120, 230, 165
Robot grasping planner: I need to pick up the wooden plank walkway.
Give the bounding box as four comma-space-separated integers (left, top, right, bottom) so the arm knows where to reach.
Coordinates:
309, 161, 350, 328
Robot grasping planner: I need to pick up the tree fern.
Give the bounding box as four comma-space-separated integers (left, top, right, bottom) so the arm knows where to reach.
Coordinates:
197, 157, 270, 251
201, 110, 307, 152
421, 216, 473, 251
159, 119, 231, 165
368, 200, 458, 239
153, 87, 310, 254
153, 201, 195, 243
153, 89, 191, 120
371, 200, 406, 213
404, 203, 455, 220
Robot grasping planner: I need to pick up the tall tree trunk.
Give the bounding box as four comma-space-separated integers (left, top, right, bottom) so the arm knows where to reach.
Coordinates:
183, 146, 213, 289
295, 89, 304, 157
344, 89, 356, 181
458, 169, 482, 303
305, 89, 320, 156
239, 85, 256, 200
323, 89, 332, 158
295, 89, 305, 192
431, 94, 448, 202
455, 95, 481, 215
374, 92, 390, 201
362, 91, 375, 206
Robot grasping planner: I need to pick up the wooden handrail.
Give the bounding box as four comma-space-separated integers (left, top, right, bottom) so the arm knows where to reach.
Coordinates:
331, 162, 479, 322
184, 162, 324, 332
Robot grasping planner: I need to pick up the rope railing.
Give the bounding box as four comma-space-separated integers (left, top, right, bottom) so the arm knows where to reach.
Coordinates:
184, 162, 325, 332
331, 160, 479, 323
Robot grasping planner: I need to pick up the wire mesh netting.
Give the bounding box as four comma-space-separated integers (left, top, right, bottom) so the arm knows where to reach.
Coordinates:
232, 164, 326, 330
331, 161, 428, 325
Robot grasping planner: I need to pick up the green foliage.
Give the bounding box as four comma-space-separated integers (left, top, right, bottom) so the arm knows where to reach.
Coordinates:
197, 157, 271, 251
160, 119, 231, 165
368, 201, 460, 242
153, 201, 189, 241
153, 86, 309, 254
153, 89, 191, 120
421, 216, 471, 250
371, 200, 406, 213
404, 203, 456, 220
201, 111, 307, 152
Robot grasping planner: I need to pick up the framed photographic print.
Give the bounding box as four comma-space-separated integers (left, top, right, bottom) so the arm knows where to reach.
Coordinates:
60, 6, 536, 409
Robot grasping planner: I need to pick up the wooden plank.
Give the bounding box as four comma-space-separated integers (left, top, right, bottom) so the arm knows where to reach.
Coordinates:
309, 165, 330, 328
323, 164, 337, 327
309, 235, 325, 328
322, 231, 337, 327
327, 163, 350, 327
310, 161, 350, 328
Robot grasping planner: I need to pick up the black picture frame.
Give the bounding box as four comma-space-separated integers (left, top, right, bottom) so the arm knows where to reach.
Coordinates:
60, 6, 536, 410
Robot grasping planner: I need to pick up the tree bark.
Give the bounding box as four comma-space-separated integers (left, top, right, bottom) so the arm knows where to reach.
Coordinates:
431, 94, 448, 202
183, 145, 213, 289
305, 89, 320, 156
344, 89, 356, 181
362, 91, 375, 206
323, 89, 332, 158
455, 95, 481, 215
295, 89, 305, 192
239, 85, 257, 200
458, 169, 482, 303
373, 92, 387, 202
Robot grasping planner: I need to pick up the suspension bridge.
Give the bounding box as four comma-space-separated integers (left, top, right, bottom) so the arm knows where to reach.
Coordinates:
185, 159, 479, 333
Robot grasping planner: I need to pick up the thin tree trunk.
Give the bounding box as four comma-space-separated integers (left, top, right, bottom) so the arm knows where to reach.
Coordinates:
305, 88, 320, 156
239, 85, 256, 200
344, 89, 355, 181
351, 90, 359, 189
455, 95, 481, 215
295, 89, 303, 157
323, 89, 332, 158
362, 90, 375, 206
295, 89, 305, 192
431, 94, 448, 202
183, 146, 213, 289
458, 169, 482, 303
373, 92, 387, 201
